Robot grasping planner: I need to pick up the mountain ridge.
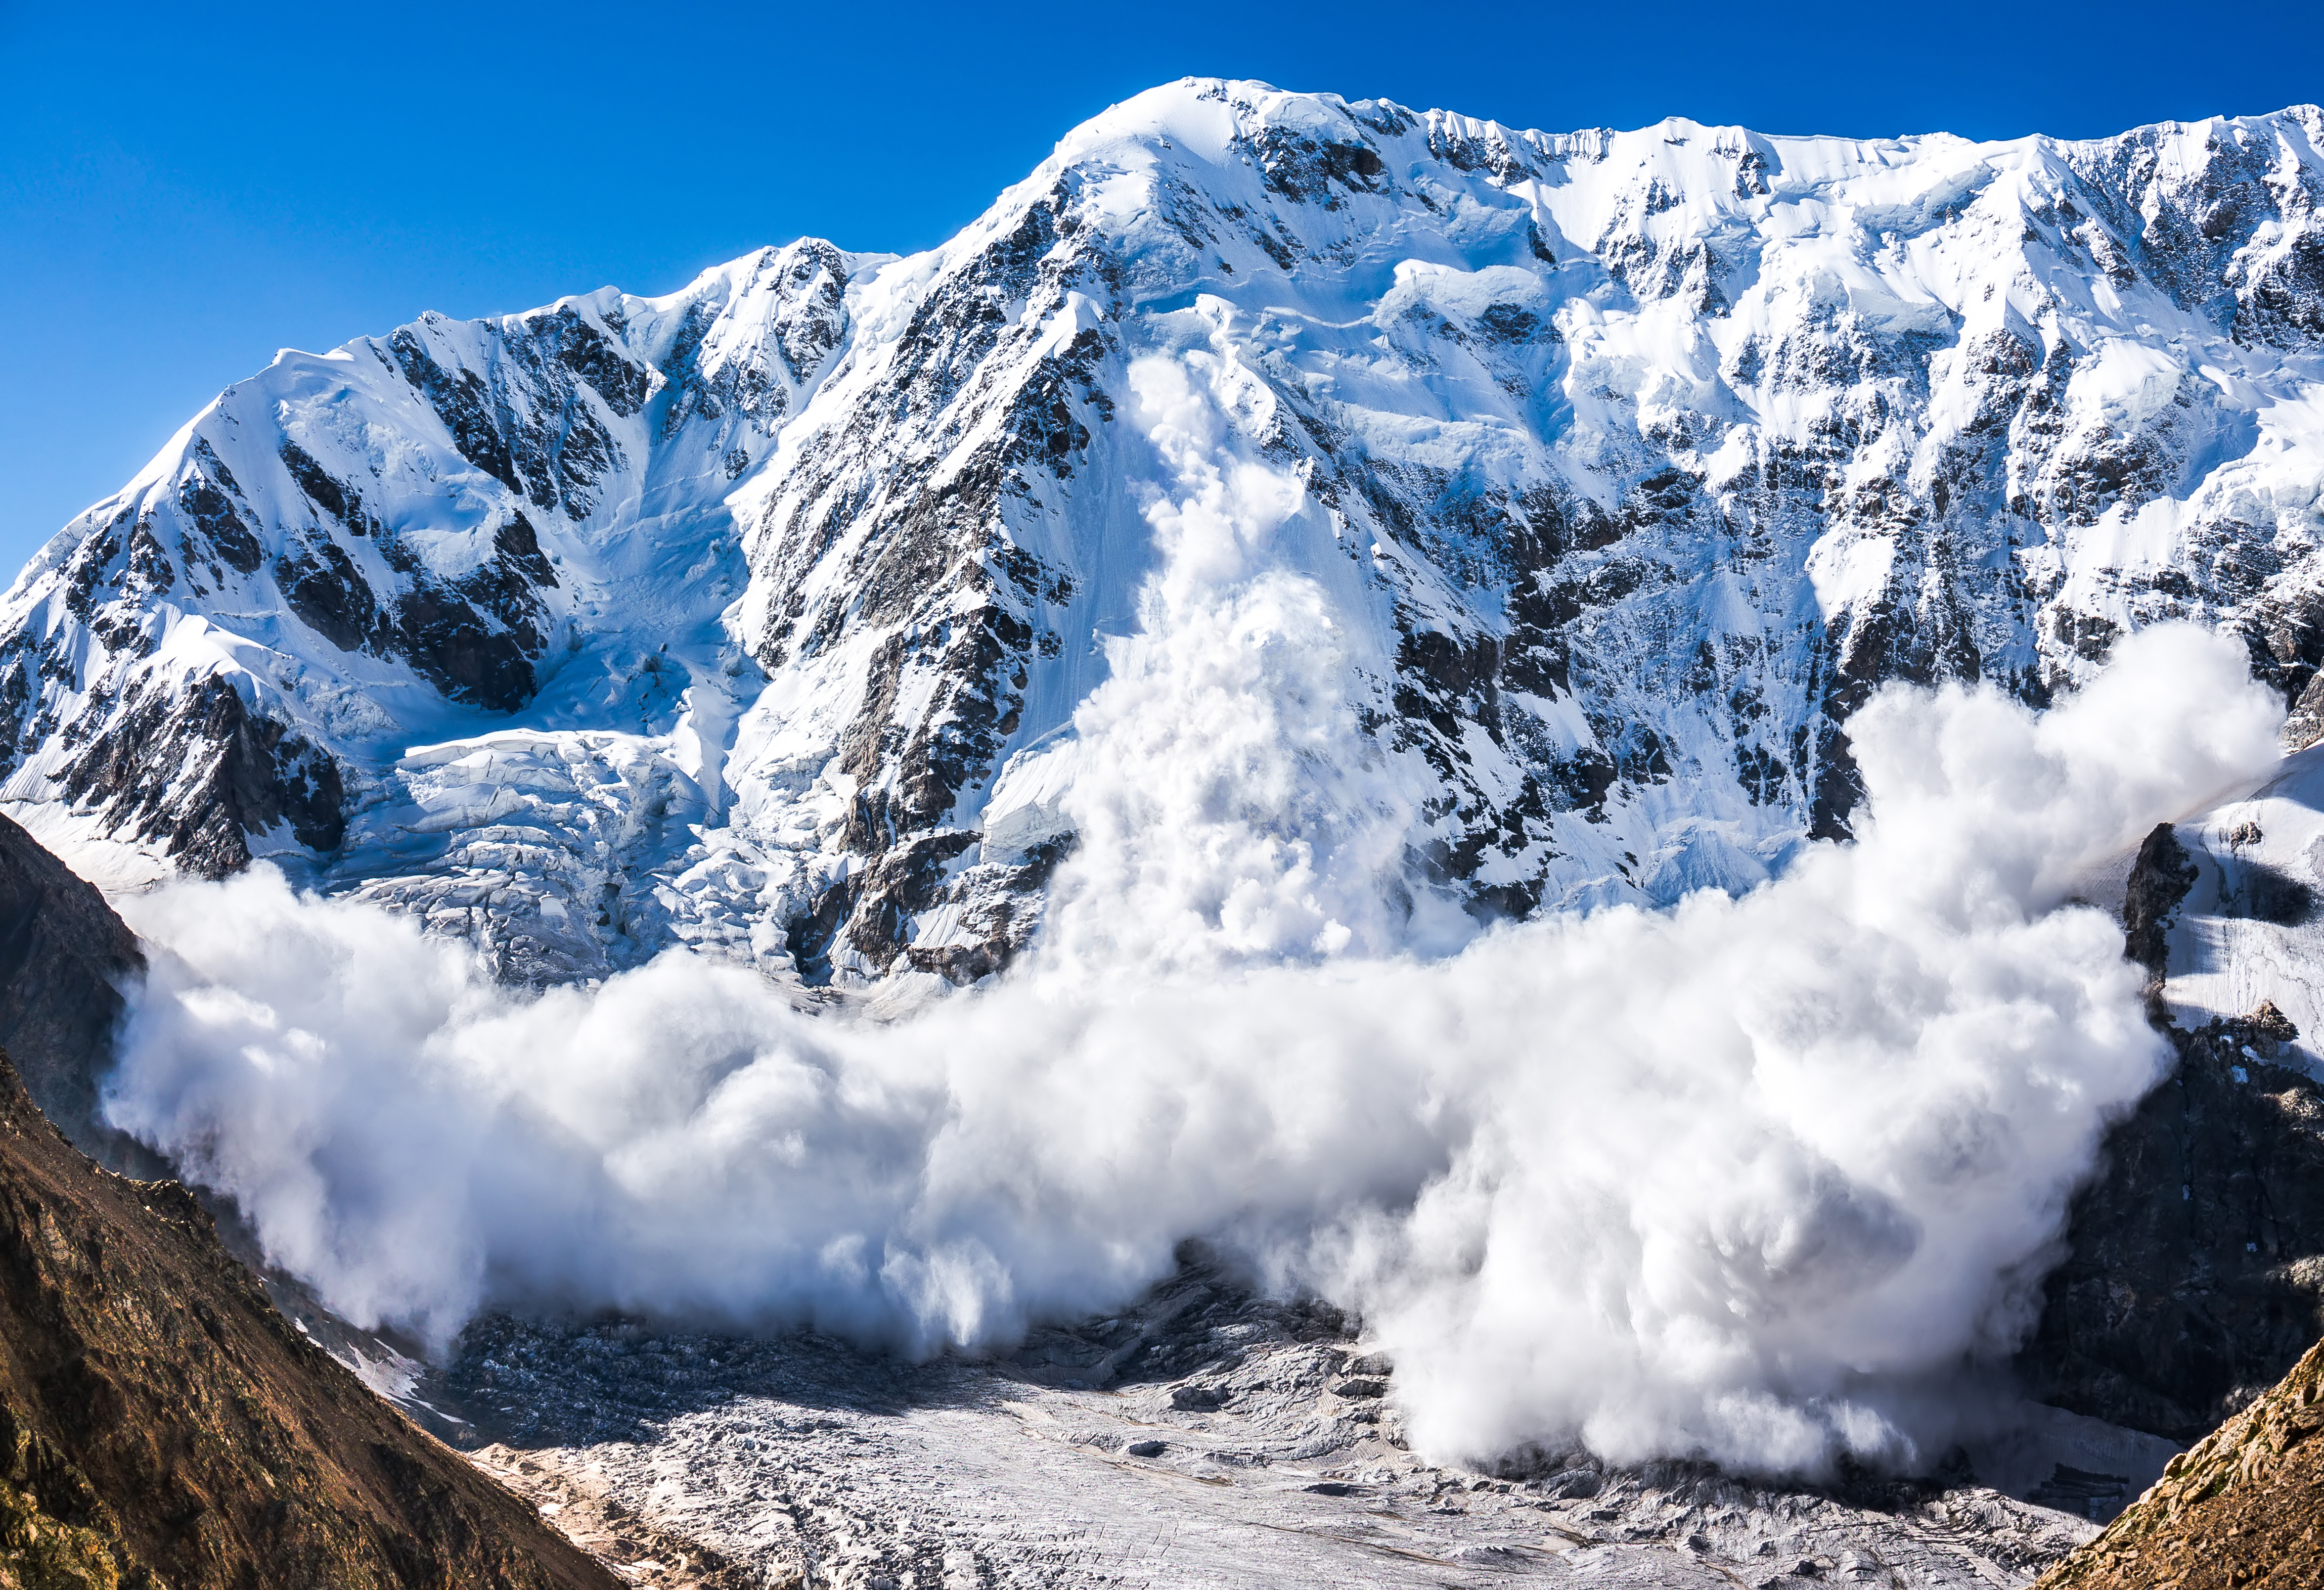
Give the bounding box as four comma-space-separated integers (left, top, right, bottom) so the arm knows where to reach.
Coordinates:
6, 79, 2323, 992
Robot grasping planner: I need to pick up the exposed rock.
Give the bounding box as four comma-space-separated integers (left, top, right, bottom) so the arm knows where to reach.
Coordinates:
2032, 1335, 2324, 1590
0, 1047, 617, 1590
2022, 1003, 2324, 1441
2021, 745, 2324, 1445
2123, 823, 2200, 991
0, 811, 152, 1173
2282, 670, 2324, 752
54, 672, 345, 880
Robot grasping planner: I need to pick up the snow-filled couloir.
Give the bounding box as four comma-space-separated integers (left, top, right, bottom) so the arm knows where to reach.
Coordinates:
6, 79, 2324, 990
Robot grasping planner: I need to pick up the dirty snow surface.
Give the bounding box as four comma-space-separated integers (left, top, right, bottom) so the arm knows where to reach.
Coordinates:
410, 1259, 2102, 1590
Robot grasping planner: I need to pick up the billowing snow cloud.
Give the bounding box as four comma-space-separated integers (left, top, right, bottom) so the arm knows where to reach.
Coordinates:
105, 349, 2284, 1477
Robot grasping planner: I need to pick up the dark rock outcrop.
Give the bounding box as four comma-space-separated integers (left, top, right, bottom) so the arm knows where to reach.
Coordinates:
2123, 823, 2201, 991
0, 811, 152, 1173
2020, 837, 2324, 1441
56, 673, 346, 880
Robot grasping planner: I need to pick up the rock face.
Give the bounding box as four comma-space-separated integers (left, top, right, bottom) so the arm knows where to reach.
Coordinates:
0, 1047, 619, 1590
2021, 1003, 2324, 1443
2122, 823, 2201, 992
2020, 785, 2324, 1443
4, 82, 2323, 988
0, 811, 153, 1174
2020, 760, 2324, 1445
2032, 1334, 2324, 1590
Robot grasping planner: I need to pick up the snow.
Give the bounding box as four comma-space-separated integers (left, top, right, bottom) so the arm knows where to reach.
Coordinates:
5, 81, 2324, 993
1805, 528, 1898, 622
2150, 746, 2324, 1077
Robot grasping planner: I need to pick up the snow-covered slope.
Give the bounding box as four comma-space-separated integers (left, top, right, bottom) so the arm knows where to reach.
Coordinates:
7, 80, 2324, 988
2129, 740, 2324, 1076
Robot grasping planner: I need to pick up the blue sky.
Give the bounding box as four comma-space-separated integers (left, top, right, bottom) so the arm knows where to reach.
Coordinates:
3, 0, 2318, 574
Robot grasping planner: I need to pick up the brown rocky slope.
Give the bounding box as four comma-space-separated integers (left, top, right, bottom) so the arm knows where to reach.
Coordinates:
2034, 1334, 2324, 1590
0, 1042, 617, 1590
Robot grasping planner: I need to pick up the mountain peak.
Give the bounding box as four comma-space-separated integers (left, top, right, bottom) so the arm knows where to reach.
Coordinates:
1, 86, 2320, 990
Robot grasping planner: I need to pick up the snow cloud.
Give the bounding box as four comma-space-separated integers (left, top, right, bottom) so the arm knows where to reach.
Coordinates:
104, 348, 2285, 1477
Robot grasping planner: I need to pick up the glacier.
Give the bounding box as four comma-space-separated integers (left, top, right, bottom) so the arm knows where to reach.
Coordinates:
4, 79, 2323, 994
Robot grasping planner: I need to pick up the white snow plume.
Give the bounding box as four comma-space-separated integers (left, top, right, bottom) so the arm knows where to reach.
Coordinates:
103, 342, 2285, 1479
107, 626, 2275, 1476
1037, 353, 1471, 974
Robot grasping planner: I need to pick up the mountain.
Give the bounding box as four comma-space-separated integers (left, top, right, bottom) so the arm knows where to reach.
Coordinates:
4, 81, 2323, 989
2020, 961, 2324, 1442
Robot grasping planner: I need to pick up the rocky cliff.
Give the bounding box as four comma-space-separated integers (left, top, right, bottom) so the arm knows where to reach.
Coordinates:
2022, 994, 2324, 1442
0, 812, 151, 1174
5, 81, 2321, 990
0, 1043, 618, 1589
2007, 741, 2324, 1442
2032, 1334, 2324, 1589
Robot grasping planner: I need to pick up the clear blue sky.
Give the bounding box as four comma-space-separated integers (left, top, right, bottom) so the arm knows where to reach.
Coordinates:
3, 0, 2317, 575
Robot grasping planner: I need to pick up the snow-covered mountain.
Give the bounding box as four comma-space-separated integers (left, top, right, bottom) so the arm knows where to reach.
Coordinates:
7, 80, 2324, 989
